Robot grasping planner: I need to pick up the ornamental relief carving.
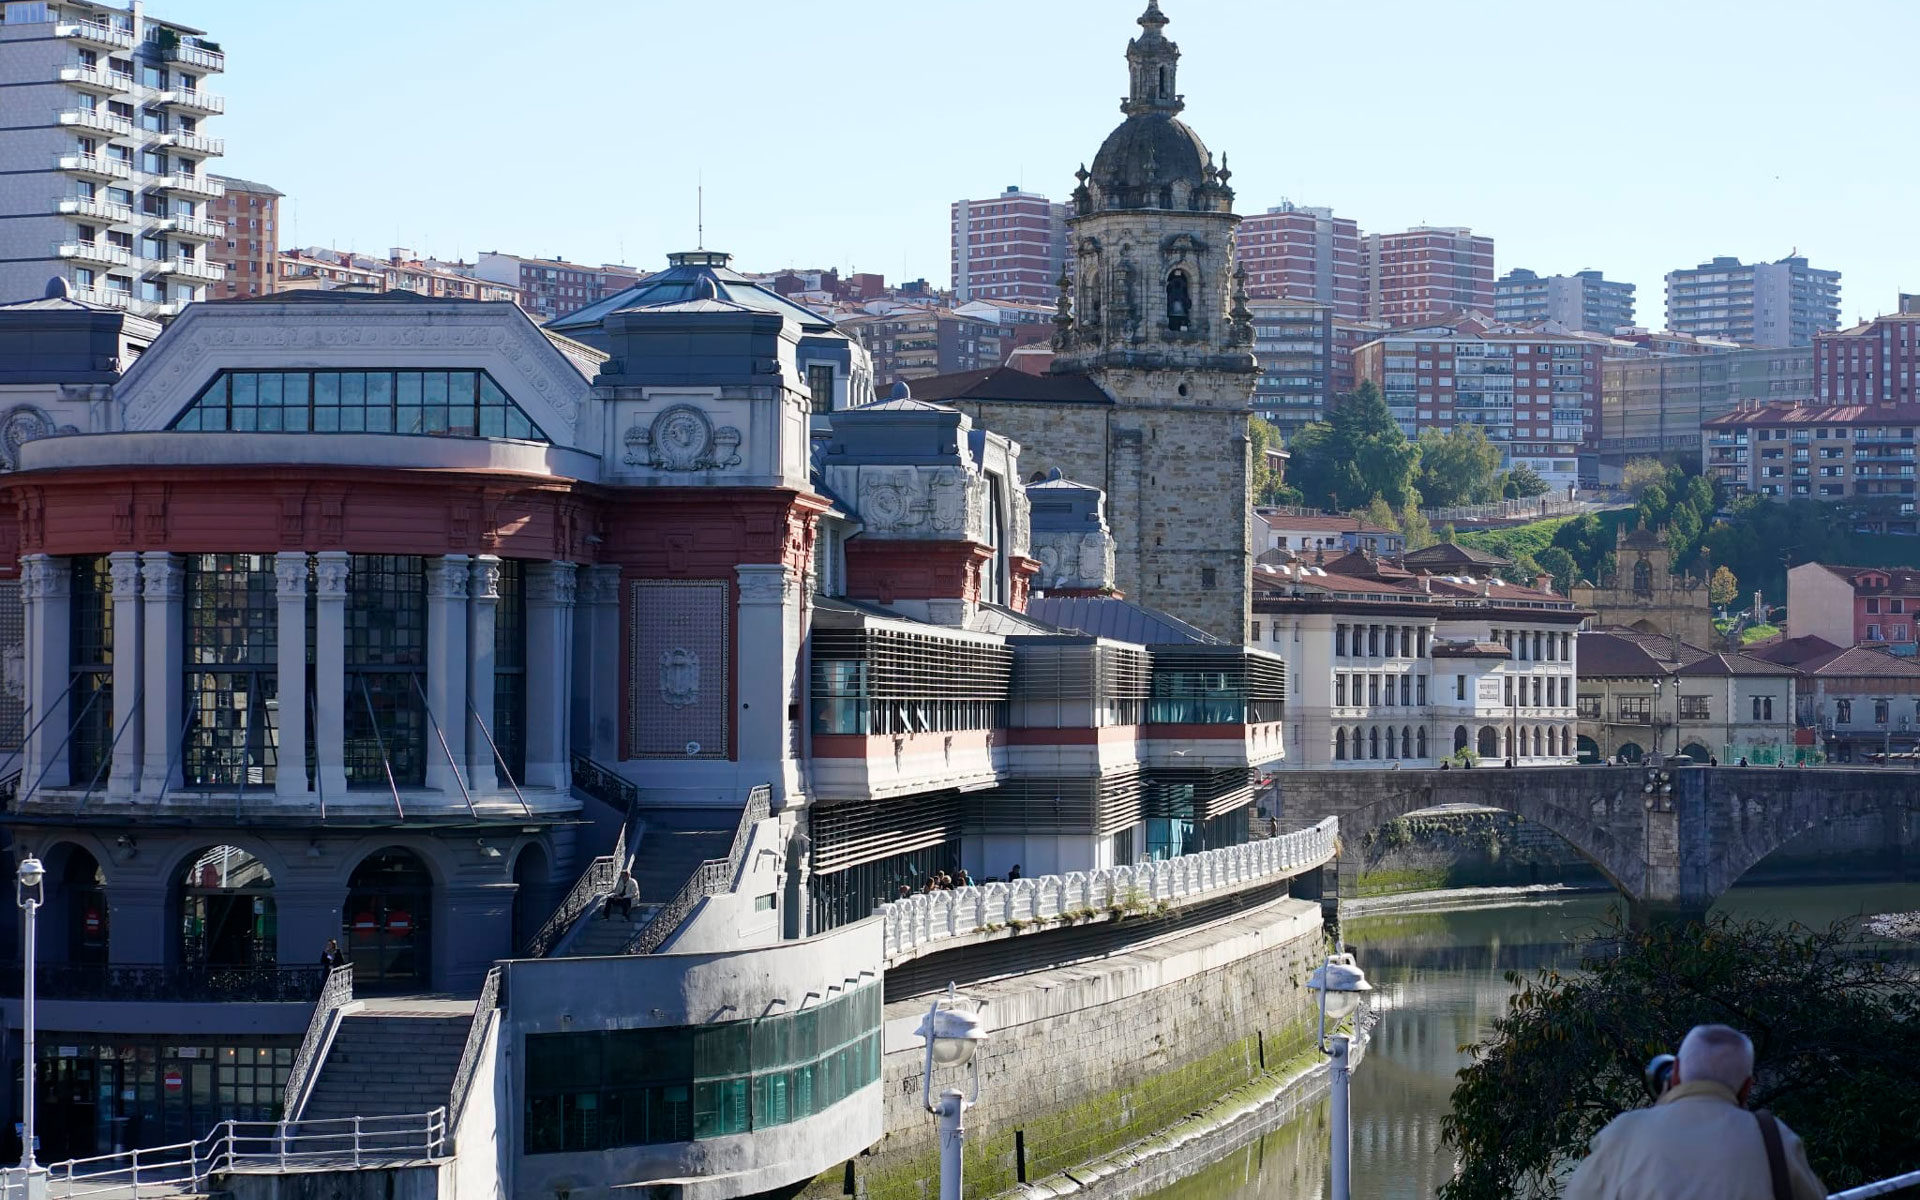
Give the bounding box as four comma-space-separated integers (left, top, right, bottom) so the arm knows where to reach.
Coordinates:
0, 405, 79, 472
659, 648, 701, 709
623, 404, 743, 472
845, 466, 987, 541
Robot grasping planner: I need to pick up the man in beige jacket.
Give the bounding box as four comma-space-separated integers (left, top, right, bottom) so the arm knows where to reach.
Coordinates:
1564, 1024, 1826, 1200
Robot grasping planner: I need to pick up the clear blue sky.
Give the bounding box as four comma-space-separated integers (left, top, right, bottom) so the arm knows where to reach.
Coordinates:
175, 0, 1915, 324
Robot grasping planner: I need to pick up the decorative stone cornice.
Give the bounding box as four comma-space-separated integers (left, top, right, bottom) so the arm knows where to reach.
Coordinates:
734, 565, 793, 606
426, 556, 472, 601
313, 551, 351, 598
526, 561, 578, 607
108, 551, 143, 598
580, 564, 624, 606
274, 554, 309, 600
139, 553, 182, 599
469, 555, 502, 602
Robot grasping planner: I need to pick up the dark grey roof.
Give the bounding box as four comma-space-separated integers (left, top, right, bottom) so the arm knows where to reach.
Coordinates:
545, 250, 833, 336
1023, 596, 1222, 646
904, 366, 1112, 406
1404, 542, 1512, 568
209, 173, 284, 197
1092, 112, 1213, 195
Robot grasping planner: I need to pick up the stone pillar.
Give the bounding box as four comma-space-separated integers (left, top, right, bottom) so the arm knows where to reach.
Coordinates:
107, 879, 168, 966
425, 556, 471, 797
274, 554, 309, 800
466, 556, 500, 791
313, 551, 350, 798
20, 555, 71, 792
273, 878, 343, 968
574, 565, 623, 764
107, 553, 143, 798
736, 564, 801, 805
139, 553, 184, 793
524, 562, 576, 789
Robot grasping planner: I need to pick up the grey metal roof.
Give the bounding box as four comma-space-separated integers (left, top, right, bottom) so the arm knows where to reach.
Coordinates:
1023, 596, 1224, 646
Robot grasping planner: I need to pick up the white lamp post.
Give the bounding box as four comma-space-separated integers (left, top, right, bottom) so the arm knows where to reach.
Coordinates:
15, 856, 44, 1171
914, 985, 989, 1200
1307, 952, 1372, 1200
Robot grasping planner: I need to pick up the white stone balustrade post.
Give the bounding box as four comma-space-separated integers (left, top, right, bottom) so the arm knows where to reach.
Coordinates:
273, 554, 309, 800
107, 552, 143, 798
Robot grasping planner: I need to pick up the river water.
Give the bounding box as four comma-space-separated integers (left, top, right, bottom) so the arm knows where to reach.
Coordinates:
1147, 880, 1920, 1200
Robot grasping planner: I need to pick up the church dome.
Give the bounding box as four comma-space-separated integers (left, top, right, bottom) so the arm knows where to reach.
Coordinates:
1090, 113, 1212, 197
1075, 3, 1233, 215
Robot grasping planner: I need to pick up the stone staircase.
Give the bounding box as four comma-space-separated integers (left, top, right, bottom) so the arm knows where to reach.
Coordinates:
560, 808, 742, 956
300, 1003, 472, 1121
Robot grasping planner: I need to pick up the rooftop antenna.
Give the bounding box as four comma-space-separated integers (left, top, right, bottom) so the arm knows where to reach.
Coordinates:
697, 170, 704, 251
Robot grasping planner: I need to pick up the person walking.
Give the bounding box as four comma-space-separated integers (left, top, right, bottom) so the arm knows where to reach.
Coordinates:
1564, 1024, 1826, 1200
603, 868, 640, 921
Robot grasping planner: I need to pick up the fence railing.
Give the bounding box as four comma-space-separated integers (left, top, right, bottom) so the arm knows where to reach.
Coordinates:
875, 817, 1339, 960
622, 784, 772, 955
281, 964, 354, 1119
40, 1109, 448, 1200
571, 753, 639, 815
522, 822, 626, 958
446, 965, 501, 1139
0, 962, 328, 1003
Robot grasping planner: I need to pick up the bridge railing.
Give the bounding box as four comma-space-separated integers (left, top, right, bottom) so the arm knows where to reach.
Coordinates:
875, 817, 1337, 961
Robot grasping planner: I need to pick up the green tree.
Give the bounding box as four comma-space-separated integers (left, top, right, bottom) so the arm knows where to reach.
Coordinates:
1247, 415, 1294, 505
1536, 546, 1579, 595
1357, 495, 1398, 536
1621, 457, 1670, 498
1287, 382, 1420, 511
1709, 565, 1739, 607
1416, 425, 1504, 507
1399, 503, 1437, 551
1503, 463, 1551, 498
1440, 914, 1920, 1200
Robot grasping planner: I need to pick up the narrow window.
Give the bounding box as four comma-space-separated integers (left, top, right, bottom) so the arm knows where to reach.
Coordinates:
1166, 270, 1191, 331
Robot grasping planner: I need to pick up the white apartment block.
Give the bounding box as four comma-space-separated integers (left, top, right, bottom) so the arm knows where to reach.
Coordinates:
0, 0, 227, 315
1252, 555, 1583, 769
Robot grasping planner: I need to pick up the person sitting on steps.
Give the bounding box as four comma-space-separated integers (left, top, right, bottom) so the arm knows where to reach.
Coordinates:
603, 868, 640, 921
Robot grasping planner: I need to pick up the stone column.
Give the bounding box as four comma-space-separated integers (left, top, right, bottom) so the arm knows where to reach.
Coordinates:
425, 556, 471, 797
20, 555, 71, 792
107, 879, 168, 966
466, 555, 500, 791
274, 554, 310, 800
107, 552, 144, 798
524, 562, 576, 789
313, 552, 350, 798
573, 565, 623, 764
139, 553, 184, 793
736, 564, 801, 804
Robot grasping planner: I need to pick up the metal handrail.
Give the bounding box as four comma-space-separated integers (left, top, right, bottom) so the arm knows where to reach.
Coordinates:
409, 674, 476, 818
466, 697, 531, 816
521, 823, 625, 958
43, 1109, 448, 1200
354, 675, 405, 820
1832, 1171, 1920, 1199
281, 964, 354, 1119
446, 966, 501, 1139
622, 783, 772, 955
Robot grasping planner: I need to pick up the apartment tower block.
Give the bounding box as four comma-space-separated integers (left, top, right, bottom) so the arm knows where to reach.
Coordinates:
950, 187, 1069, 305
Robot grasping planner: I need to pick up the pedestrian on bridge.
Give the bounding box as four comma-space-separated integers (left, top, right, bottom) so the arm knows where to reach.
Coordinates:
1563, 1024, 1825, 1200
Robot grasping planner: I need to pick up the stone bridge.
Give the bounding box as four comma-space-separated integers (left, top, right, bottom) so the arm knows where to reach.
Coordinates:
1274, 765, 1919, 921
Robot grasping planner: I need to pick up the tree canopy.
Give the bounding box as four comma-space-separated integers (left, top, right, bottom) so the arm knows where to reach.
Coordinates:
1440, 914, 1920, 1200
1416, 424, 1505, 508
1247, 415, 1300, 506
1286, 382, 1420, 511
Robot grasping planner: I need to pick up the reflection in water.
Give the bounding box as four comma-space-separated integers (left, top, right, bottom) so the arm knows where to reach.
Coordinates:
1146, 881, 1920, 1200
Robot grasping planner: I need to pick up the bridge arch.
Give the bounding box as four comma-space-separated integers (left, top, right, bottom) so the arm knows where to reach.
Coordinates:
1692, 774, 1915, 902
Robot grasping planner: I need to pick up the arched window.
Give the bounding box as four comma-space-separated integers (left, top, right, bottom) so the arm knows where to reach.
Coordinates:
1335, 728, 1347, 761
1633, 558, 1654, 598
345, 847, 434, 993
1398, 727, 1409, 758
1454, 725, 1470, 753
1533, 726, 1543, 757
1368, 726, 1380, 759
1478, 726, 1499, 758
1416, 727, 1428, 759
1157, 65, 1168, 98
178, 845, 276, 968
1547, 726, 1559, 756
1563, 725, 1574, 756
1166, 270, 1191, 331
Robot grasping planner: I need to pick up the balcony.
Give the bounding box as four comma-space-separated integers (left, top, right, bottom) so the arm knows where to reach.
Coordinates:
160, 87, 226, 115
170, 255, 226, 283
166, 130, 225, 156
0, 961, 328, 1003
56, 19, 137, 51
163, 214, 224, 240
72, 286, 133, 309
57, 196, 135, 224
162, 40, 227, 73
162, 172, 225, 199
55, 241, 132, 269
57, 64, 127, 94
56, 152, 129, 181
58, 107, 133, 137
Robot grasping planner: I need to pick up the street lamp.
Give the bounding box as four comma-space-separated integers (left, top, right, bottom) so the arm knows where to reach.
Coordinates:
1643, 766, 1674, 812
15, 856, 44, 1171
915, 984, 990, 1200
1307, 952, 1373, 1200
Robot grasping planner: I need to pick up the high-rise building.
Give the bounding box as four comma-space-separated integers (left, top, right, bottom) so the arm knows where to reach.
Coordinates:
1664, 255, 1841, 347
1594, 337, 1809, 473
1232, 202, 1362, 319
0, 1, 229, 316
1703, 400, 1920, 521
472, 251, 639, 321
1814, 295, 1920, 406
1495, 269, 1634, 333
206, 174, 279, 300
1362, 227, 1494, 325
949, 187, 1068, 305
1249, 297, 1333, 434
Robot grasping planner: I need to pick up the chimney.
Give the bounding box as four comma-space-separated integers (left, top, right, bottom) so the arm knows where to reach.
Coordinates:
1535, 573, 1554, 594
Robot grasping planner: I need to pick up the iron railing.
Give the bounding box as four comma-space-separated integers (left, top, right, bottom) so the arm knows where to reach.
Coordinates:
446, 965, 501, 1139
39, 1109, 447, 1200
571, 753, 638, 814
622, 784, 771, 955
0, 962, 328, 1003
281, 964, 354, 1119
521, 822, 626, 958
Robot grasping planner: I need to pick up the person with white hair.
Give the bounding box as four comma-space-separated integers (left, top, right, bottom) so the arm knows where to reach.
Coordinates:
1564, 1024, 1827, 1199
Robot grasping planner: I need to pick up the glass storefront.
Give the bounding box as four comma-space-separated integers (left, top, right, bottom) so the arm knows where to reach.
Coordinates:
178, 845, 276, 967
32, 1037, 295, 1158
344, 847, 432, 992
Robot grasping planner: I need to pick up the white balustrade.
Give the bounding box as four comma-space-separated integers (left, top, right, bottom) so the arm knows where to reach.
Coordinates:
876, 817, 1338, 960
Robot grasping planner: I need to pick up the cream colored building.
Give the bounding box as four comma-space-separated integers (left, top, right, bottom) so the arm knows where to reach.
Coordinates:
1576, 628, 1798, 764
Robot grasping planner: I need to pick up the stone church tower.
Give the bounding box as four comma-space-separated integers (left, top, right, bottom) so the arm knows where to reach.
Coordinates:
926, 1, 1257, 641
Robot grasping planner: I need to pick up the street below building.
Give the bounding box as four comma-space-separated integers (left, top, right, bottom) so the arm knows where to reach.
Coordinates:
1140, 878, 1920, 1200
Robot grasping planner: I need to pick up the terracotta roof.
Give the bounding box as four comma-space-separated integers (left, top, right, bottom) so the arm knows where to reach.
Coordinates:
1793, 645, 1920, 678
1577, 631, 1674, 677
1257, 512, 1397, 536
1745, 635, 1844, 667
904, 366, 1112, 406
1702, 402, 1920, 428
1592, 626, 1712, 667
1805, 563, 1920, 594
1674, 651, 1798, 678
